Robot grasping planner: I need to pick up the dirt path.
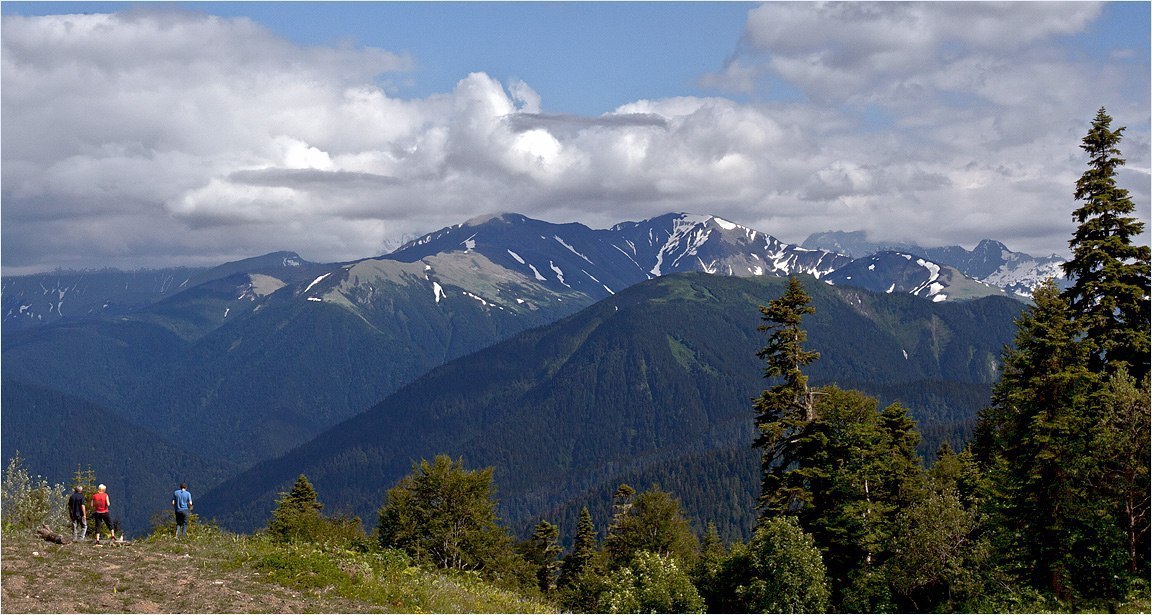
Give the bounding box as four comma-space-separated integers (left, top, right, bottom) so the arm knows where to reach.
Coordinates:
1, 532, 376, 613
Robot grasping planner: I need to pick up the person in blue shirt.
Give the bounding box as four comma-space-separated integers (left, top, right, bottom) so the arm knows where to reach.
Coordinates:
172, 483, 193, 538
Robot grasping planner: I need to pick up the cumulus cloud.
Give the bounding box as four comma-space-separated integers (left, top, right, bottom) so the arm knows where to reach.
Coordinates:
1, 5, 1148, 273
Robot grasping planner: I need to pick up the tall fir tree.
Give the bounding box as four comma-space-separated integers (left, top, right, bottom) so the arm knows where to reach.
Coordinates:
974, 281, 1119, 602
520, 519, 563, 594
558, 506, 598, 588
1062, 107, 1151, 380
753, 276, 820, 517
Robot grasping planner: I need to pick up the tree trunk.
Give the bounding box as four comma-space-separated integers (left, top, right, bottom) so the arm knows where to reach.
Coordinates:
36, 525, 70, 545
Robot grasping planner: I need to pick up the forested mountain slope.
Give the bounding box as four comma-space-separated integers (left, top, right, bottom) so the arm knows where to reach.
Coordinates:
202, 273, 1024, 539
1, 380, 236, 532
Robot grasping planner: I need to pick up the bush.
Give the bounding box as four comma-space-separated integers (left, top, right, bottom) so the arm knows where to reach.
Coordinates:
1, 453, 67, 533
736, 517, 830, 614
598, 551, 705, 614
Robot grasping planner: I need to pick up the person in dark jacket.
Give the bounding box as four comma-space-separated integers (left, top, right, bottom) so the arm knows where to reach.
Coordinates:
68, 485, 86, 541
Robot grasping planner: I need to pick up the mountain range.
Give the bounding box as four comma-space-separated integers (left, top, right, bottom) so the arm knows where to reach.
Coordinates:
5, 212, 1063, 334
802, 229, 1066, 297
199, 273, 1022, 540
1, 211, 1032, 534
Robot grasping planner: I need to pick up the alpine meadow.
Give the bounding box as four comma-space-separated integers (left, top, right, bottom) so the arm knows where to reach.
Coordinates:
2, 3, 1150, 614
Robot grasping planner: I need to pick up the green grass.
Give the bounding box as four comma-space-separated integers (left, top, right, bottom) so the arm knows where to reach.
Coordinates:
213, 531, 555, 613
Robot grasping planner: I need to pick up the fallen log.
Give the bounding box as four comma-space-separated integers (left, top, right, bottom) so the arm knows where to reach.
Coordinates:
36, 525, 71, 545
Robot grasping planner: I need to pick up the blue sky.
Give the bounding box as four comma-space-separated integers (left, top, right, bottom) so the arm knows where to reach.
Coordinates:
4, 2, 760, 115
2, 2, 1149, 272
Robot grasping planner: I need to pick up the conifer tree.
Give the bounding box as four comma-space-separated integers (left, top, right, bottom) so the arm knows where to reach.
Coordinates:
1091, 371, 1151, 577
753, 276, 820, 516
559, 506, 598, 588
1062, 107, 1151, 380
268, 474, 324, 541
520, 520, 563, 593
974, 281, 1110, 601
376, 455, 513, 573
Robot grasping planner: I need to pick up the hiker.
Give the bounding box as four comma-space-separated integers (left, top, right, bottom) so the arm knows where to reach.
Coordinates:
172, 482, 193, 538
91, 484, 115, 544
68, 485, 87, 541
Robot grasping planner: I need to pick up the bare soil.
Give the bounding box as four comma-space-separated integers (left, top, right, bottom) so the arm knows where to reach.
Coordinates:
1, 531, 379, 613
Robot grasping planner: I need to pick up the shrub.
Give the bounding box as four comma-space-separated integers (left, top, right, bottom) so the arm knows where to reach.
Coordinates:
736, 517, 830, 614
1, 453, 68, 533
598, 551, 705, 614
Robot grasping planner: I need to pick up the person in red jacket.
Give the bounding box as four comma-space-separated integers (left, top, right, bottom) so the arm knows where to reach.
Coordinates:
91, 484, 115, 544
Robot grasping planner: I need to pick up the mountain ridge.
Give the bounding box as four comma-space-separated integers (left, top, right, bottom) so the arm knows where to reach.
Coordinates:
802, 229, 1065, 296
4, 212, 1033, 336
199, 273, 1024, 539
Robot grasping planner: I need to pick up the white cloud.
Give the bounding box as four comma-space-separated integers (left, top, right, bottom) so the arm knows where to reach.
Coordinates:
1, 5, 1147, 274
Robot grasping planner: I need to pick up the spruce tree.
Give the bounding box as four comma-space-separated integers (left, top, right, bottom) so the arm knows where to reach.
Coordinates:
975, 281, 1106, 600
753, 276, 820, 517
1062, 107, 1151, 380
559, 506, 598, 588
521, 520, 563, 593
267, 474, 324, 541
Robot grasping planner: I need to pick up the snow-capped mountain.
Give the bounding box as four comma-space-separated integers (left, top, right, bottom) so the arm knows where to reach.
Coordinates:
608, 213, 850, 280
3, 212, 1016, 333
376, 212, 998, 307
0, 251, 327, 331
824, 252, 1005, 302
385, 212, 854, 305
803, 231, 1064, 297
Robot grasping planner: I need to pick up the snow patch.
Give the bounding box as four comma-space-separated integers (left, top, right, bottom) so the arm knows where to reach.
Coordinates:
528, 264, 547, 281
553, 236, 593, 264
507, 250, 526, 264
712, 216, 737, 230
916, 259, 941, 282
304, 273, 331, 294
433, 282, 446, 303
307, 297, 322, 302
464, 291, 491, 306
932, 294, 948, 302
550, 261, 571, 288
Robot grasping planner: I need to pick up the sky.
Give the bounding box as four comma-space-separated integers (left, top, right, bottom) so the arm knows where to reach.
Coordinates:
2, 1, 1149, 274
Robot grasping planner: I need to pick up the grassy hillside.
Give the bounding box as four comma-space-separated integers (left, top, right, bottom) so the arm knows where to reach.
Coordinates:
0, 526, 552, 613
